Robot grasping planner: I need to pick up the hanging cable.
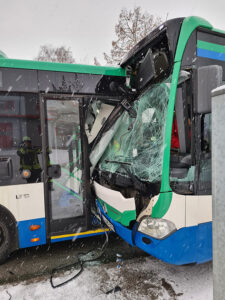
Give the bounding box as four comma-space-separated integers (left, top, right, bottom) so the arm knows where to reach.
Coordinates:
50, 228, 109, 288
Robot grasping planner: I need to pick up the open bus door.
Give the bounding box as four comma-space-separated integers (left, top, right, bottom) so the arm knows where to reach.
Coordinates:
40, 94, 91, 242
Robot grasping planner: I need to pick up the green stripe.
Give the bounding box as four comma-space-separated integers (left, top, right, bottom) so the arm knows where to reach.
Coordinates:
197, 40, 225, 54
153, 16, 212, 218
175, 16, 212, 62
0, 58, 126, 77
98, 198, 136, 226
61, 167, 82, 183
151, 64, 181, 218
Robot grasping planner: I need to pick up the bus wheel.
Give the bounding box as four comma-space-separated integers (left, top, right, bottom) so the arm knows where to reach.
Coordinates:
0, 210, 16, 264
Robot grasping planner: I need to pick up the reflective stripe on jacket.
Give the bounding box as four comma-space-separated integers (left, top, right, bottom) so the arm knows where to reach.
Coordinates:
17, 146, 41, 170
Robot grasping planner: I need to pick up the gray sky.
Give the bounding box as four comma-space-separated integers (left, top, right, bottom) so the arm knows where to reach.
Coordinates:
1, 0, 225, 65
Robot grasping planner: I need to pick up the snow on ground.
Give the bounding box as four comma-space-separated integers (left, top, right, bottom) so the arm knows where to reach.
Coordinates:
0, 256, 212, 300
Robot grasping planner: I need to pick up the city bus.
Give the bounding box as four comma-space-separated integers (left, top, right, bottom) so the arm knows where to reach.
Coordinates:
0, 54, 126, 263
93, 16, 225, 265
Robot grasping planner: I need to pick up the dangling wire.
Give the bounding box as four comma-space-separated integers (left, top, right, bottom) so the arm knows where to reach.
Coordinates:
50, 229, 109, 288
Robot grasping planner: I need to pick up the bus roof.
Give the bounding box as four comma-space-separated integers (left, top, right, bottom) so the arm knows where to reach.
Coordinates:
0, 57, 126, 77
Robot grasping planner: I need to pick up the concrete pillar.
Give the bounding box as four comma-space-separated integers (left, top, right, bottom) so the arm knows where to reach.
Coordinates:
212, 85, 225, 300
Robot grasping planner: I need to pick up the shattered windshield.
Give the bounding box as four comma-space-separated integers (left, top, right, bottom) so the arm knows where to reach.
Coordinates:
98, 76, 171, 183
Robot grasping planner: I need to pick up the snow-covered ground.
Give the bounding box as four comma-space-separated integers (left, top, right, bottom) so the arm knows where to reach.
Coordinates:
0, 256, 212, 299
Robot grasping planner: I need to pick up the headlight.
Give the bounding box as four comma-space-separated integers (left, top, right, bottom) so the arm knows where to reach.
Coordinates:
138, 217, 176, 239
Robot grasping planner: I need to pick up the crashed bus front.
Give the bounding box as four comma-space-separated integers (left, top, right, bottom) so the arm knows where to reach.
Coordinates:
91, 16, 225, 265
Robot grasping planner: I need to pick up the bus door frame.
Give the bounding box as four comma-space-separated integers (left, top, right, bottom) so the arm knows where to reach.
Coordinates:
39, 93, 91, 241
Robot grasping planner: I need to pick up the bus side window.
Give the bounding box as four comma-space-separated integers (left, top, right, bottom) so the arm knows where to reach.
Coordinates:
0, 93, 42, 186
170, 80, 194, 195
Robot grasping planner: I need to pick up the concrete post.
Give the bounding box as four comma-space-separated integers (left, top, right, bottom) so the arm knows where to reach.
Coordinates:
212, 85, 225, 300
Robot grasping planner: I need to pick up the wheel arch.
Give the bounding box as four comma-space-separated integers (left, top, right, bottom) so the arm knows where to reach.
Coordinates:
0, 203, 19, 252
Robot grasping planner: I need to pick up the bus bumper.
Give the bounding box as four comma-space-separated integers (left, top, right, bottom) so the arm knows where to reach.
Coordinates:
97, 200, 212, 265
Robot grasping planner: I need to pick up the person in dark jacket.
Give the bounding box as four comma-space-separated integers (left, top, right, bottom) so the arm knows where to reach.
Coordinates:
17, 136, 42, 183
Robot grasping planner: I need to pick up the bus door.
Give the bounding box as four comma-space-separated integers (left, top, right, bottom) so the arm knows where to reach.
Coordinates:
40, 94, 90, 240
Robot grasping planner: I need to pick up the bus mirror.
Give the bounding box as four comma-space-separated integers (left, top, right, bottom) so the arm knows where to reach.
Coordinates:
135, 49, 155, 90
48, 164, 61, 179
195, 65, 223, 114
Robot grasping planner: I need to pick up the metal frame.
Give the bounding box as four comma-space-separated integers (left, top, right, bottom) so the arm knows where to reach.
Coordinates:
40, 93, 89, 239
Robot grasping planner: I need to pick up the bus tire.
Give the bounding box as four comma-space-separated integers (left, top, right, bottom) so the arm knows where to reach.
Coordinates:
0, 207, 17, 265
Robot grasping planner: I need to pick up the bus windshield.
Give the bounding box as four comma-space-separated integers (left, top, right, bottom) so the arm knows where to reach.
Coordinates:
91, 25, 175, 195
98, 75, 171, 185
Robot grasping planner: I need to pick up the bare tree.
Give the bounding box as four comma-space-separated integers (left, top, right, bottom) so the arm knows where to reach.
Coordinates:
104, 7, 163, 65
35, 45, 75, 63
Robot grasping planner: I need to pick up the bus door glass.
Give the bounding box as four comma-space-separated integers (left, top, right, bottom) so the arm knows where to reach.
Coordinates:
41, 95, 88, 235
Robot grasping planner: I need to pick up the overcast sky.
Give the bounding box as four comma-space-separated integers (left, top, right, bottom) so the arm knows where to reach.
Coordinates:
0, 0, 225, 65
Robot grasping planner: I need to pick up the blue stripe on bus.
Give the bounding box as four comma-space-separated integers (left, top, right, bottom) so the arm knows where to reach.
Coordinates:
197, 48, 225, 62
17, 218, 46, 248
